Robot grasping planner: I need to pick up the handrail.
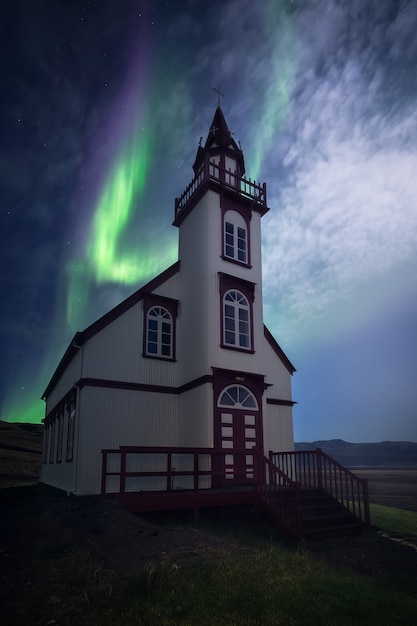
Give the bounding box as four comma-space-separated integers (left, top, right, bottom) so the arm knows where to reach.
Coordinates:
270, 449, 370, 527
175, 157, 267, 217
252, 448, 302, 538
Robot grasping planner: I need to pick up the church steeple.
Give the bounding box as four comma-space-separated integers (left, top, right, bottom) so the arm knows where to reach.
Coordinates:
192, 105, 245, 178
174, 98, 268, 227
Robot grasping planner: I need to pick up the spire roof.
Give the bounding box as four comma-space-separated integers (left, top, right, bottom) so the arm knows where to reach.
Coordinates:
204, 106, 234, 149
192, 105, 245, 176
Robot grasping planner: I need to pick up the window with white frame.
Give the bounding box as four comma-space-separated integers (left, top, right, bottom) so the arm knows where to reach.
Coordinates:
66, 389, 76, 462
223, 290, 251, 349
224, 210, 247, 263
218, 385, 258, 409
146, 306, 173, 358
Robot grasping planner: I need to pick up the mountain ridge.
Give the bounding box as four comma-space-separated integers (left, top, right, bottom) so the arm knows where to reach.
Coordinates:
295, 438, 417, 468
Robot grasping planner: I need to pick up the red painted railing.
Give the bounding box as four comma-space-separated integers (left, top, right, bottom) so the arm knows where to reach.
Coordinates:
102, 446, 258, 496
175, 157, 267, 218
270, 448, 371, 527
253, 448, 301, 538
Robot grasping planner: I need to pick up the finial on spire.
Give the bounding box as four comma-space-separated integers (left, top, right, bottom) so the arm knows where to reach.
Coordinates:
213, 85, 225, 108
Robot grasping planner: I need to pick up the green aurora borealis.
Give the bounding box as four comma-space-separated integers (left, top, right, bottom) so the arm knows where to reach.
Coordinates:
2, 1, 295, 425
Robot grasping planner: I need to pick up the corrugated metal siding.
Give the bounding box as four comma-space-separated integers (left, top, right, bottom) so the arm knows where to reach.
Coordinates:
262, 338, 293, 399
153, 271, 180, 299
75, 386, 179, 494
41, 407, 77, 492
178, 383, 213, 447
264, 403, 294, 454
82, 301, 179, 386
45, 350, 82, 411
177, 193, 213, 382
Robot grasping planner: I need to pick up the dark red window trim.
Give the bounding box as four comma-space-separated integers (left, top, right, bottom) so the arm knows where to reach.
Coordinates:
142, 293, 179, 361
221, 194, 252, 268
218, 272, 255, 353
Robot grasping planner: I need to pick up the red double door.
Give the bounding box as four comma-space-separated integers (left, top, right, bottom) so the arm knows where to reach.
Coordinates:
213, 380, 263, 486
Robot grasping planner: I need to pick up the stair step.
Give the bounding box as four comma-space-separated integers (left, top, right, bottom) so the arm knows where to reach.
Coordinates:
302, 521, 365, 538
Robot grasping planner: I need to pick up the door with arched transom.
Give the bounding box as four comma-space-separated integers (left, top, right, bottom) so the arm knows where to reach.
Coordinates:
214, 384, 263, 485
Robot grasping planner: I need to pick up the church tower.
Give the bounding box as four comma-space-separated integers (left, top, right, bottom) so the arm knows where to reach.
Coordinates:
173, 100, 292, 482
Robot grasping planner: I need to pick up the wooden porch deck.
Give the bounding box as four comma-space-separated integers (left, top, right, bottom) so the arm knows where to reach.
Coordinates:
101, 446, 371, 539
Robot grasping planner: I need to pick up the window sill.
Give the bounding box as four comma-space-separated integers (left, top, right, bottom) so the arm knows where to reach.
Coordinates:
220, 343, 255, 354
143, 353, 177, 362
221, 254, 252, 269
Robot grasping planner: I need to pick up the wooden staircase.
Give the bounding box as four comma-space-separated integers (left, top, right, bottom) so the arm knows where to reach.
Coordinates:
299, 487, 365, 537
255, 449, 370, 539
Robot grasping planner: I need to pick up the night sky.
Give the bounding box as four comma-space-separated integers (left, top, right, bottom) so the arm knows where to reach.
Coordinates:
1, 0, 417, 443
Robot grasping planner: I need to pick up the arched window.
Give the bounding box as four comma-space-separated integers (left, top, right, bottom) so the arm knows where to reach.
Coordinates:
224, 210, 247, 263
223, 290, 250, 349
217, 385, 258, 409
146, 306, 173, 358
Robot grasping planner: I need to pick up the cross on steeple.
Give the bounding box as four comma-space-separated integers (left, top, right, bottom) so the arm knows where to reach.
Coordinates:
213, 86, 224, 107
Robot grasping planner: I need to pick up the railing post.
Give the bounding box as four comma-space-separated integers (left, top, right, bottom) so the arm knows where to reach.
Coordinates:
120, 449, 126, 497
194, 452, 199, 491
363, 479, 371, 526
167, 451, 172, 492
101, 451, 107, 496
316, 448, 323, 490
294, 481, 302, 539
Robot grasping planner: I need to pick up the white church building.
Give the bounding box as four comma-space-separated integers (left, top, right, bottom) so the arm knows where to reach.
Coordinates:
41, 104, 296, 497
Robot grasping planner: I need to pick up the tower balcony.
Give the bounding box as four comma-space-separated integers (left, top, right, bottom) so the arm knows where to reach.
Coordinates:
175, 156, 268, 222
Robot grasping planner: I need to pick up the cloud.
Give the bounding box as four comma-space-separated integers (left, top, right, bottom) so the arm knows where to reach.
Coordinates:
258, 0, 417, 347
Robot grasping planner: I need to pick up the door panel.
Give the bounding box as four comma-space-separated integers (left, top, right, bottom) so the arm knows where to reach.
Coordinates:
215, 384, 262, 485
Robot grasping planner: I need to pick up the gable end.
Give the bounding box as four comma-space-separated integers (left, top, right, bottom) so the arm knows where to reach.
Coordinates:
264, 325, 296, 375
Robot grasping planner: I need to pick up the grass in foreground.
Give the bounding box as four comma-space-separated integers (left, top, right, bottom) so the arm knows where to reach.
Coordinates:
10, 503, 417, 626
370, 502, 417, 540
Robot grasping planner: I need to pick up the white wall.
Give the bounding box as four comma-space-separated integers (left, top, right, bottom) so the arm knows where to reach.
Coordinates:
264, 403, 295, 455
74, 386, 180, 495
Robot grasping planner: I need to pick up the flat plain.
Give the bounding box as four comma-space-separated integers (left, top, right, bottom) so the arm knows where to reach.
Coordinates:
353, 469, 417, 511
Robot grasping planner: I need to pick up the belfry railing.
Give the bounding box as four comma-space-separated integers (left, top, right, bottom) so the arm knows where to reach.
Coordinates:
175, 157, 267, 218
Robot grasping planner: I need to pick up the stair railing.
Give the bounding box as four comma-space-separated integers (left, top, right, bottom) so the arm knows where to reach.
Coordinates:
253, 448, 302, 538
270, 449, 370, 527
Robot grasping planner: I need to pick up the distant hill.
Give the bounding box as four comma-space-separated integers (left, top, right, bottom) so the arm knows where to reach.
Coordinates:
0, 421, 43, 487
295, 439, 417, 468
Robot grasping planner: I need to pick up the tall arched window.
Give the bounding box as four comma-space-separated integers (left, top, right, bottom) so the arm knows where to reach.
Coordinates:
223, 290, 250, 349
146, 306, 173, 358
224, 210, 247, 263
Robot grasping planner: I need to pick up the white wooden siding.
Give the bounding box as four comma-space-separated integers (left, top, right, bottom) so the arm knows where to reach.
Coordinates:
264, 403, 294, 455
177, 383, 213, 447
45, 350, 82, 411
82, 301, 179, 386
41, 407, 77, 492
74, 386, 179, 494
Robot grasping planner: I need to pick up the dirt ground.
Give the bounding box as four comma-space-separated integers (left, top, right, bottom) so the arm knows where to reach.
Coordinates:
1, 483, 416, 578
